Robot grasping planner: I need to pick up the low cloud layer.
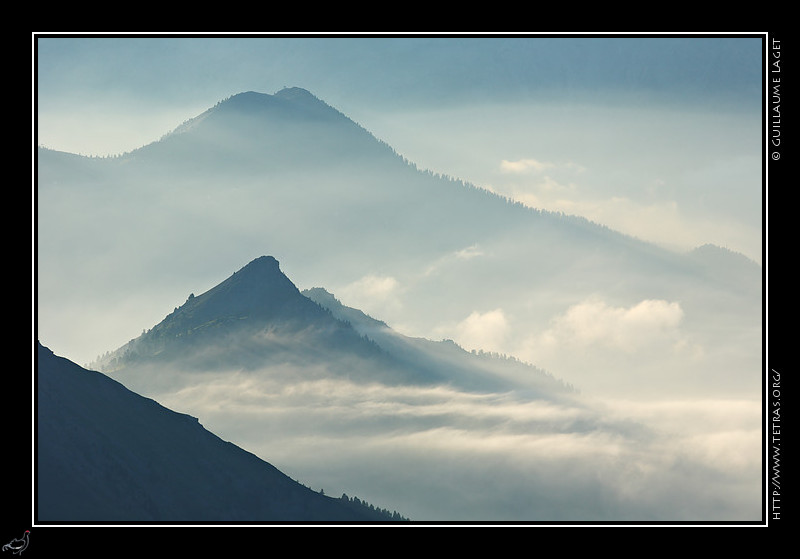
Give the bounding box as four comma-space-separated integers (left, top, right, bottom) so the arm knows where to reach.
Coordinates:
109, 360, 761, 522
132, 366, 761, 522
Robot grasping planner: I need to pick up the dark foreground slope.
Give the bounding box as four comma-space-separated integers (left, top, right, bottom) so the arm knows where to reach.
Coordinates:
36, 342, 404, 522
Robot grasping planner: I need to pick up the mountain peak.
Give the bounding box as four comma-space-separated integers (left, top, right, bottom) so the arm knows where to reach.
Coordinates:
136, 86, 398, 173
214, 87, 334, 120
273, 86, 319, 102
240, 254, 282, 274
92, 255, 336, 371
182, 255, 303, 323
92, 256, 405, 380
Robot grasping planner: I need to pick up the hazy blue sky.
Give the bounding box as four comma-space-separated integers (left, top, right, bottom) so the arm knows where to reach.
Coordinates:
35, 34, 763, 262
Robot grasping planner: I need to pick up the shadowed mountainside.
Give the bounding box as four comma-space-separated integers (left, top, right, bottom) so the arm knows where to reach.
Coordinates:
37, 342, 406, 522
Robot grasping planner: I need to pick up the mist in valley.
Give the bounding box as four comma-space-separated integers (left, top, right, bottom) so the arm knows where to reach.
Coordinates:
110, 352, 761, 521
34, 35, 764, 523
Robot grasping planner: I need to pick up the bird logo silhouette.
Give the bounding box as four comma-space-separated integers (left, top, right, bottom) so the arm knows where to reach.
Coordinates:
2, 531, 29, 555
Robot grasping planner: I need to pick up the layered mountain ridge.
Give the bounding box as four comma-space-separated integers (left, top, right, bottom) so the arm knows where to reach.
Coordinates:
36, 85, 763, 521
39, 86, 762, 400
94, 255, 571, 396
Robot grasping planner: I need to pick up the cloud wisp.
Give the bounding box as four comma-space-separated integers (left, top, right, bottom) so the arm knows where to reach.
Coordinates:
500, 158, 555, 174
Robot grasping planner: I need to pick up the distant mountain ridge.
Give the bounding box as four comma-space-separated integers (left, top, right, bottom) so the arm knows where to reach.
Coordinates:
125, 87, 400, 175
39, 86, 761, 399
687, 243, 762, 293
94, 256, 570, 395
168, 89, 346, 137
37, 342, 406, 522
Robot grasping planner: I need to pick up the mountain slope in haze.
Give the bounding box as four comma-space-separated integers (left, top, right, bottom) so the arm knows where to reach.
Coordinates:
37, 342, 405, 522
131, 87, 400, 176
38, 86, 762, 398
92, 255, 415, 386
686, 243, 762, 295
94, 256, 569, 396
37, 87, 762, 305
302, 286, 575, 395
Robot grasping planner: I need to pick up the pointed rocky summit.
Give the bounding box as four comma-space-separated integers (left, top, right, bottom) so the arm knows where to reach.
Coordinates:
92, 256, 395, 377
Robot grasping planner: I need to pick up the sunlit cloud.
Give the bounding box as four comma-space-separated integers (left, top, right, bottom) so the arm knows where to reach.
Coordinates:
536, 298, 685, 353
507, 298, 712, 400
441, 308, 510, 353
336, 274, 401, 313
499, 158, 587, 177
500, 158, 554, 174
347, 274, 399, 299
535, 175, 577, 193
